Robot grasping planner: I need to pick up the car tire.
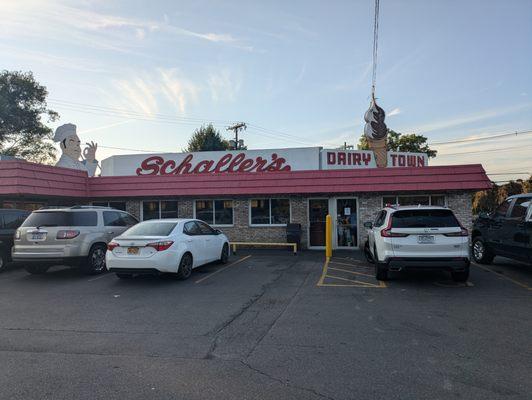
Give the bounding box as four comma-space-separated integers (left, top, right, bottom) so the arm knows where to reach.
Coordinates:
472, 237, 494, 264
116, 273, 133, 279
451, 266, 470, 282
373, 245, 388, 280
375, 263, 389, 281
25, 265, 50, 275
364, 241, 375, 264
83, 244, 107, 275
176, 253, 193, 280
219, 243, 229, 264
0, 250, 7, 273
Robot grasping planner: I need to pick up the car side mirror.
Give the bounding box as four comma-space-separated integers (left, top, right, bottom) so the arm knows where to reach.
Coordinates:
214, 229, 222, 235
363, 221, 373, 229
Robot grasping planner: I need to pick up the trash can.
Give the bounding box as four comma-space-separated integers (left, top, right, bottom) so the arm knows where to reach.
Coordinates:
286, 223, 302, 250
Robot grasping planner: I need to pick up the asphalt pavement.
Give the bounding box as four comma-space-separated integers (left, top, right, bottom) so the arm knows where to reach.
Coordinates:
0, 250, 530, 400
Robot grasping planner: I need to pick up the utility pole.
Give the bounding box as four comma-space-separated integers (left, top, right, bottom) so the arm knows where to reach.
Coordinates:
227, 122, 246, 150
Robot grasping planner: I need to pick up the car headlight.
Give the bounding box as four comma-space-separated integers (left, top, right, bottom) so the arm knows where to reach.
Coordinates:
14, 230, 21, 240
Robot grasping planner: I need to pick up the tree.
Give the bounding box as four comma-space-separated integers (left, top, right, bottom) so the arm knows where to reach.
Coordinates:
185, 124, 231, 152
0, 70, 58, 163
358, 129, 437, 158
472, 175, 532, 214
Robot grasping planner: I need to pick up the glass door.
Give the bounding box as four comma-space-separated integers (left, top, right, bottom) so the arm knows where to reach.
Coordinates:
308, 199, 329, 247
334, 198, 358, 248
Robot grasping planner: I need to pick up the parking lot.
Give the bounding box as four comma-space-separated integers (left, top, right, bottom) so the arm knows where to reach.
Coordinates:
0, 250, 531, 400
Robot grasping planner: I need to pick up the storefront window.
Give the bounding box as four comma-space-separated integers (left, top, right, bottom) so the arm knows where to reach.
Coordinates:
92, 201, 127, 211
195, 200, 234, 225
382, 195, 446, 207
1, 201, 44, 211
271, 199, 290, 224
142, 200, 178, 220
250, 199, 290, 225
215, 200, 234, 225
161, 200, 178, 219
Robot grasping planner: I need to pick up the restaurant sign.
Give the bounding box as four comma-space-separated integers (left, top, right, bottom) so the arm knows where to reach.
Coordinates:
100, 147, 428, 177
101, 147, 321, 177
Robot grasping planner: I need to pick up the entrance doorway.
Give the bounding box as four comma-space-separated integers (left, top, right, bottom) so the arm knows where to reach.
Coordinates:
334, 198, 358, 248
307, 197, 358, 249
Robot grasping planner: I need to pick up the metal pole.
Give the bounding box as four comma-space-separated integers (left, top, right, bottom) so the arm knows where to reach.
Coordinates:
325, 214, 332, 259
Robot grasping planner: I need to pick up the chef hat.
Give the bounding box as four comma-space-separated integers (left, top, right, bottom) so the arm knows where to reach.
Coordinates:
53, 123, 77, 142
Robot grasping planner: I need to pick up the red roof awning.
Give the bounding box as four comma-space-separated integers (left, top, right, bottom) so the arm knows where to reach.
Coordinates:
0, 160, 492, 199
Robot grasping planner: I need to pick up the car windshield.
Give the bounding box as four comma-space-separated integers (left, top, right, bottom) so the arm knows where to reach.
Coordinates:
122, 221, 177, 237
21, 211, 97, 227
391, 209, 460, 228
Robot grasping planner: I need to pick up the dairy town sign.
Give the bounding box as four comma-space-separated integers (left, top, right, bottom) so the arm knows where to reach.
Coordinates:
101, 147, 428, 177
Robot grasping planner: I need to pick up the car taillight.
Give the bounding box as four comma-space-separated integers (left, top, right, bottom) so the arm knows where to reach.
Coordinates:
444, 227, 469, 237
14, 230, 21, 240
380, 217, 409, 237
146, 241, 174, 251
56, 230, 80, 239
107, 242, 120, 251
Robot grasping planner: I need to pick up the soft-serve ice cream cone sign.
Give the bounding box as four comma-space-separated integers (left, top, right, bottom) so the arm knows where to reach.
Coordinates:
364, 96, 388, 168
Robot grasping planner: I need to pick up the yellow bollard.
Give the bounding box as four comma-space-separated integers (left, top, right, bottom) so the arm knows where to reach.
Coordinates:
325, 214, 332, 259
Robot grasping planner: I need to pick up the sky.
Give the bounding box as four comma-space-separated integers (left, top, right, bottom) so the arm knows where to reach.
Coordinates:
1, 0, 531, 182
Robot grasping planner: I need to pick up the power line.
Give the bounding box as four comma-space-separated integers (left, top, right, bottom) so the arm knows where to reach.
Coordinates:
49, 98, 235, 125
437, 144, 531, 157
430, 129, 532, 146
487, 172, 530, 176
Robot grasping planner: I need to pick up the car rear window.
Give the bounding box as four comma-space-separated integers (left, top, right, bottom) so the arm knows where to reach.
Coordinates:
123, 222, 177, 237
391, 209, 460, 228
21, 211, 97, 227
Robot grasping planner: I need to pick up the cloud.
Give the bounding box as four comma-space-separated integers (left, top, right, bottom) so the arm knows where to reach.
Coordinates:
106, 69, 200, 117
112, 78, 159, 117
207, 69, 242, 103
158, 69, 199, 114
399, 102, 532, 134
330, 62, 372, 92
0, 0, 249, 53
388, 108, 401, 117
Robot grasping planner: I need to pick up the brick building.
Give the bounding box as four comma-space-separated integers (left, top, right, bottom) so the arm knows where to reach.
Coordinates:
0, 147, 491, 250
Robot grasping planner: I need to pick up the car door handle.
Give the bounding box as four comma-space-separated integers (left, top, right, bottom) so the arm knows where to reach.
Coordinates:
186, 239, 193, 243
107, 231, 115, 234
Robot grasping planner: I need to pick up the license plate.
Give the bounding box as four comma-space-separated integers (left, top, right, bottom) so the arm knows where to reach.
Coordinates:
30, 232, 46, 241
418, 235, 435, 244
127, 247, 139, 255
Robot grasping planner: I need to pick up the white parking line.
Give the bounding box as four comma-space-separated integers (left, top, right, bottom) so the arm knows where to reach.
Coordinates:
195, 255, 252, 284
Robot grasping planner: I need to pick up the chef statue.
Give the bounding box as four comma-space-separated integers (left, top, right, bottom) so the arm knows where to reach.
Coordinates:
364, 95, 388, 168
53, 123, 98, 177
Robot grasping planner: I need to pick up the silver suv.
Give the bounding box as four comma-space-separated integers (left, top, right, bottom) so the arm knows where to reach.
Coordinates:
12, 206, 138, 275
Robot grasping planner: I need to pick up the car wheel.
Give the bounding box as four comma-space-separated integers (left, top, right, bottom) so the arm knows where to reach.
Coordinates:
373, 245, 388, 280
84, 244, 107, 275
472, 237, 494, 264
116, 273, 133, 279
176, 253, 193, 280
375, 263, 389, 281
0, 250, 7, 272
25, 265, 50, 275
364, 241, 374, 264
219, 243, 229, 264
451, 266, 470, 282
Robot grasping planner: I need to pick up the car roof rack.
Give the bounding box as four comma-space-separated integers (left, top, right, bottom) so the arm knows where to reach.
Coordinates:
69, 205, 112, 209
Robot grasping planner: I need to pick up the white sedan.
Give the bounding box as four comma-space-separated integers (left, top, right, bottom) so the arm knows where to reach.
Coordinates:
106, 219, 230, 279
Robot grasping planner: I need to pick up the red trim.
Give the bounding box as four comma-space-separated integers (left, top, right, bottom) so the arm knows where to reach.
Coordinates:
0, 159, 492, 199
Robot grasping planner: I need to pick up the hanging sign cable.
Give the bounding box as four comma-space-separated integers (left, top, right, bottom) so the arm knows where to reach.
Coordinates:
364, 0, 388, 168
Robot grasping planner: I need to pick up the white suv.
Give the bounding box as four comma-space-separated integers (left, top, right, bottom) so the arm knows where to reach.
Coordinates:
364, 206, 470, 282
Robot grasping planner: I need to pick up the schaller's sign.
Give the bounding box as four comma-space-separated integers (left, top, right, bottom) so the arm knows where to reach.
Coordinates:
100, 147, 428, 177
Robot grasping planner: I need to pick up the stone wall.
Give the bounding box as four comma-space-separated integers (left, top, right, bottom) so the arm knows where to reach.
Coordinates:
446, 191, 474, 232
121, 191, 475, 249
